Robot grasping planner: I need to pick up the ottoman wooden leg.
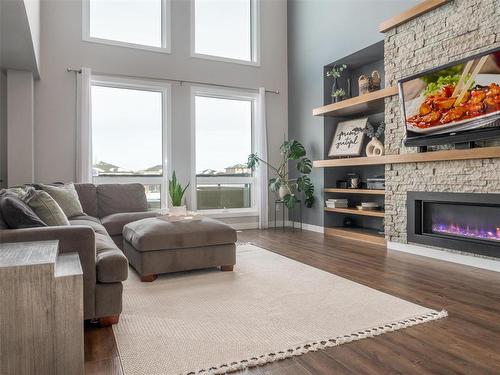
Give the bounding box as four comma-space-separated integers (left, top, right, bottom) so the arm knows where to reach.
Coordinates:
221, 265, 234, 272
140, 274, 158, 282
98, 315, 120, 327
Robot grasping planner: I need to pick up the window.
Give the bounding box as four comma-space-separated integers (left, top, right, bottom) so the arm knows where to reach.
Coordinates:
192, 88, 257, 212
83, 0, 171, 52
91, 76, 171, 209
192, 0, 259, 64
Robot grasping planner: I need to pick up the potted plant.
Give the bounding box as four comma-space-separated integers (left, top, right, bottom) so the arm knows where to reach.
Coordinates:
247, 140, 315, 209
168, 171, 189, 216
326, 64, 347, 103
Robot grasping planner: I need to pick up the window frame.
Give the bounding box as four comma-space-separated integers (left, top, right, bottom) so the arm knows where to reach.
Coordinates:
190, 0, 261, 66
90, 75, 172, 209
82, 0, 171, 54
190, 86, 259, 216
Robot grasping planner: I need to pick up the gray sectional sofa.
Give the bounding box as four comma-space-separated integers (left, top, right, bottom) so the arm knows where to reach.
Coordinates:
0, 183, 157, 325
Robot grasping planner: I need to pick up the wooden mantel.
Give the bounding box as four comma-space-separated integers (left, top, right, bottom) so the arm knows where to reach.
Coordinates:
379, 0, 450, 33
314, 146, 500, 168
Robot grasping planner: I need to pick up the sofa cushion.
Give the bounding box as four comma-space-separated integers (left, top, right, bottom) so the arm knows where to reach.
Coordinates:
40, 183, 84, 218
101, 211, 159, 236
123, 217, 237, 252
96, 184, 148, 218
69, 218, 108, 236
0, 191, 47, 229
22, 188, 70, 226
95, 233, 128, 283
74, 183, 98, 217
69, 214, 101, 224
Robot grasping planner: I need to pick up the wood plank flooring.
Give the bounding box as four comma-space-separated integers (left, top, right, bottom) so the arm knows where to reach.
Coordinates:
84, 229, 500, 374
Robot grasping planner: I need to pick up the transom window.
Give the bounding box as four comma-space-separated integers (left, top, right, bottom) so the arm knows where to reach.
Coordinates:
192, 88, 256, 212
192, 0, 260, 64
84, 0, 171, 52
91, 76, 171, 209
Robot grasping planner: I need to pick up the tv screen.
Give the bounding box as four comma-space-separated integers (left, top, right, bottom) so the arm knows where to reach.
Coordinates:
399, 48, 500, 147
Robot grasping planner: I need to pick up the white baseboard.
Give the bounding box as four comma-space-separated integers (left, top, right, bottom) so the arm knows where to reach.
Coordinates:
267, 221, 324, 233
231, 222, 259, 230
387, 241, 500, 273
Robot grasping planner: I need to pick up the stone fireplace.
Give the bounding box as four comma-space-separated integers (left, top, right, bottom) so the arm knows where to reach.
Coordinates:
407, 192, 500, 258
383, 0, 500, 259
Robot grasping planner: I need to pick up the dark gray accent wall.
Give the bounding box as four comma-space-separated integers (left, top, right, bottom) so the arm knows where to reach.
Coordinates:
287, 0, 419, 227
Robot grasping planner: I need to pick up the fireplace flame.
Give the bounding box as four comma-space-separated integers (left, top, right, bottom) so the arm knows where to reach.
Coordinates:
432, 223, 500, 242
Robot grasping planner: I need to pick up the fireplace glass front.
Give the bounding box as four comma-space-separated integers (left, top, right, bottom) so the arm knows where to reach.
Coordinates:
423, 202, 500, 243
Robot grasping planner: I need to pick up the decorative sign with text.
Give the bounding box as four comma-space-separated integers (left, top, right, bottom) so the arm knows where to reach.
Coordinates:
328, 117, 368, 157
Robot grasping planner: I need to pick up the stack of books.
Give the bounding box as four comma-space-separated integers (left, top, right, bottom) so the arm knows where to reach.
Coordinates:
325, 199, 348, 208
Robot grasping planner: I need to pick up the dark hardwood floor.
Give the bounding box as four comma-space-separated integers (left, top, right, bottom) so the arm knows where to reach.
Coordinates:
85, 229, 500, 374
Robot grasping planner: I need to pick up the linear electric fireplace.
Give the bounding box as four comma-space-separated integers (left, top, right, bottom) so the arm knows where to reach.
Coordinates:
407, 192, 500, 258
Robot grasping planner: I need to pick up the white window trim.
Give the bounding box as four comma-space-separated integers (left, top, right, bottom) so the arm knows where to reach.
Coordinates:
190, 0, 261, 66
190, 85, 259, 216
90, 75, 172, 209
82, 0, 171, 54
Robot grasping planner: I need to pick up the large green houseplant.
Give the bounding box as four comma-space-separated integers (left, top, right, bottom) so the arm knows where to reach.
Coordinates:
247, 140, 315, 209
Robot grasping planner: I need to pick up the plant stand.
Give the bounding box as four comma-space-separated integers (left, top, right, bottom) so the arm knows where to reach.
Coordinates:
274, 199, 302, 231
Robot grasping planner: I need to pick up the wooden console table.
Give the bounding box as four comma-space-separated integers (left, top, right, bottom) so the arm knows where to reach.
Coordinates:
0, 241, 84, 375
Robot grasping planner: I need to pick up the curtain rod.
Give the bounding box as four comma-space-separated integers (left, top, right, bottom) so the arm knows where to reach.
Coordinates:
66, 68, 280, 94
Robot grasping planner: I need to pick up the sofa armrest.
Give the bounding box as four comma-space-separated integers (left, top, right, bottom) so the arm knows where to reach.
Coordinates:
0, 225, 95, 259
0, 226, 97, 319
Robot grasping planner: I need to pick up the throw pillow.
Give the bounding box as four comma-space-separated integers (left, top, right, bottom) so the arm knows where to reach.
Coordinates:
22, 187, 70, 226
0, 190, 47, 229
40, 183, 84, 218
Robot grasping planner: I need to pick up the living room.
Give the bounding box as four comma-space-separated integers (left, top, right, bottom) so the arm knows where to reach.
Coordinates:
0, 0, 499, 374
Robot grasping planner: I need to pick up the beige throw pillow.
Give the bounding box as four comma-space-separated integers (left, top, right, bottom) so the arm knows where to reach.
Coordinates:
22, 188, 70, 226
40, 183, 84, 218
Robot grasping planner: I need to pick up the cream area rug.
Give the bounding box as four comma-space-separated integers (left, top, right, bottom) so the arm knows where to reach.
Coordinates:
113, 244, 447, 375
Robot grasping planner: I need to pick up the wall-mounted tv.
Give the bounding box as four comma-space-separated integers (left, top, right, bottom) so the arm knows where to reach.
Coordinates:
399, 47, 500, 148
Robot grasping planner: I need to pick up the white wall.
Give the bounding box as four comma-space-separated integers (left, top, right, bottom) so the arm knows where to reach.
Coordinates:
35, 0, 288, 222
23, 0, 41, 70
7, 70, 35, 186
0, 0, 40, 77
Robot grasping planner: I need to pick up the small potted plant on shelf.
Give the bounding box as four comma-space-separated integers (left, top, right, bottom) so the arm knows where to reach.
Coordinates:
168, 171, 190, 216
247, 139, 315, 209
326, 64, 347, 103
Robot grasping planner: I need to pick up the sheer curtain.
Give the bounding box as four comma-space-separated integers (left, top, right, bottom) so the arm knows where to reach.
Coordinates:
76, 67, 93, 183
255, 88, 269, 229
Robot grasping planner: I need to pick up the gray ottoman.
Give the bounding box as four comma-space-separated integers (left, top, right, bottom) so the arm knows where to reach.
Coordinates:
122, 217, 237, 282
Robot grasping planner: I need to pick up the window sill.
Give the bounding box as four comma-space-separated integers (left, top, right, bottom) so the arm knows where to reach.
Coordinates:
191, 52, 260, 67
197, 209, 258, 218
83, 36, 171, 54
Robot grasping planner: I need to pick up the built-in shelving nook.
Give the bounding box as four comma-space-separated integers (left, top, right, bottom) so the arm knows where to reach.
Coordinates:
313, 41, 391, 245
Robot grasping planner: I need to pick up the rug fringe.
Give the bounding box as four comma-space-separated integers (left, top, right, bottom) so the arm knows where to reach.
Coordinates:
185, 309, 448, 375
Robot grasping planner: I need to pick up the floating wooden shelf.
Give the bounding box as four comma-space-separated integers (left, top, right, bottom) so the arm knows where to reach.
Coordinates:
379, 0, 450, 33
324, 207, 384, 218
312, 86, 398, 117
324, 188, 385, 195
314, 146, 500, 168
325, 227, 385, 246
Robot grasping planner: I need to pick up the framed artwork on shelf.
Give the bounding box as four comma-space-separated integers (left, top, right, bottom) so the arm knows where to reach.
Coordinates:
328, 117, 368, 157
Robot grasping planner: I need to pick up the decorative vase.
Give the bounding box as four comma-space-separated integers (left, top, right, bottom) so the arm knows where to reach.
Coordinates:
169, 205, 187, 216
366, 138, 385, 157
346, 78, 352, 98
332, 78, 340, 103
278, 185, 291, 199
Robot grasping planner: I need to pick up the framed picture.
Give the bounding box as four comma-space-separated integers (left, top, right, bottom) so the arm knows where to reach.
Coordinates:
328, 117, 368, 157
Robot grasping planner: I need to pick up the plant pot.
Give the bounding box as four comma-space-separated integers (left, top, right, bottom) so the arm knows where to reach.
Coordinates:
366, 137, 385, 157
278, 185, 291, 200
169, 205, 187, 216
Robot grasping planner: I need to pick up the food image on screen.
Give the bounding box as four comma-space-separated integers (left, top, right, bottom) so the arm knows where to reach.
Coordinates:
401, 51, 500, 137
